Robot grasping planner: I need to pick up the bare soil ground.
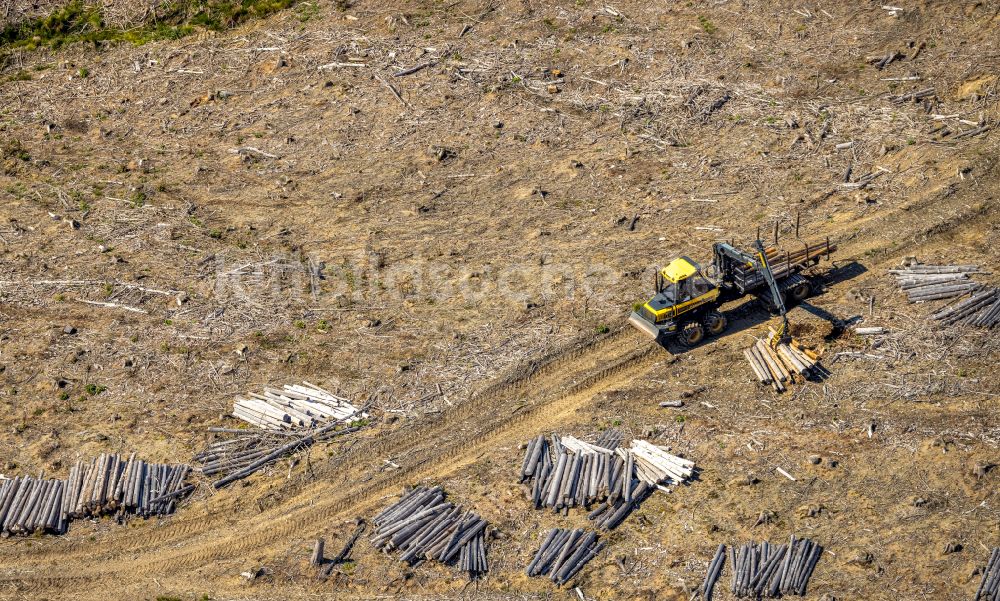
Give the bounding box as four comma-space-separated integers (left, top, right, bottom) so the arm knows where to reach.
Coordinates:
0, 0, 998, 599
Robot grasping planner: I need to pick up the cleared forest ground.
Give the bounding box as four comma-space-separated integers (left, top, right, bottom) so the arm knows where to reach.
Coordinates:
0, 1, 998, 599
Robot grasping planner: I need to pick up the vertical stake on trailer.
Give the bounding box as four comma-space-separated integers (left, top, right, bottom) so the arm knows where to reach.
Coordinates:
795, 211, 801, 238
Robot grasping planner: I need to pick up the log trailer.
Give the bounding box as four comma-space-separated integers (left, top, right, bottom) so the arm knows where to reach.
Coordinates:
628, 237, 837, 345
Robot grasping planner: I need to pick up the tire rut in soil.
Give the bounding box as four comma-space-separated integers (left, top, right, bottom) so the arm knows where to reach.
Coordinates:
0, 328, 663, 590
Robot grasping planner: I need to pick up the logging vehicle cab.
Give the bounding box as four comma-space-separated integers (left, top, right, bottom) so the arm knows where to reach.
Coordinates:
629, 238, 836, 346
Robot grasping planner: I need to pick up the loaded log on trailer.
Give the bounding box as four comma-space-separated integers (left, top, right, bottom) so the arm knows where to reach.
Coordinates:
629, 236, 836, 346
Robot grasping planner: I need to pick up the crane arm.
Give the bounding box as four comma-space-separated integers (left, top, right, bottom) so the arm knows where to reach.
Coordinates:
753, 240, 791, 346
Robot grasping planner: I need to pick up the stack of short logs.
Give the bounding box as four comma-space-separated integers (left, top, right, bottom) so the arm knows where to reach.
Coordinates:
728, 537, 823, 598
195, 417, 365, 489
744, 331, 825, 392
0, 453, 191, 537
519, 434, 695, 530
890, 264, 982, 302
975, 548, 1000, 600
0, 476, 67, 535
526, 528, 604, 586
233, 381, 360, 431
371, 486, 489, 577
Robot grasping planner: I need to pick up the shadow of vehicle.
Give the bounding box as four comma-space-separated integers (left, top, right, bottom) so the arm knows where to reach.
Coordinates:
656, 261, 869, 354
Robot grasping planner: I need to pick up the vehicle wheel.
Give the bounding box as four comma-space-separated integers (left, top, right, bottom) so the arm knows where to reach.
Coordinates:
681, 322, 705, 346
790, 280, 812, 302
704, 311, 728, 336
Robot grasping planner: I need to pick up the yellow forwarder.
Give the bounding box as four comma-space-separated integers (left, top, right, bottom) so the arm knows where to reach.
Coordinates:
629, 238, 837, 346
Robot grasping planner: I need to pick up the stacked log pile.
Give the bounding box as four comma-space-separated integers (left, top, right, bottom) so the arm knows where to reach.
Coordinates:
890, 264, 981, 302
932, 287, 1000, 329
233, 381, 361, 431
63, 453, 190, 519
519, 434, 695, 530
0, 453, 191, 537
975, 548, 1000, 600
744, 331, 825, 392
890, 264, 999, 329
0, 476, 67, 535
593, 428, 623, 450
629, 439, 696, 486
729, 537, 823, 598
525, 528, 604, 586
371, 486, 488, 576
195, 418, 364, 489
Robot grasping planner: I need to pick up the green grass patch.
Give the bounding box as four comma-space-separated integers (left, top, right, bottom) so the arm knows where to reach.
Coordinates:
84, 383, 107, 396
4, 69, 31, 82
2, 139, 30, 161
0, 0, 300, 59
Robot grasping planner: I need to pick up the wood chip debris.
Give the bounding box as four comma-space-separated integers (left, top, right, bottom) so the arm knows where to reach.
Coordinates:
370, 486, 488, 577
744, 331, 826, 392
525, 527, 604, 585
519, 433, 695, 531
0, 453, 191, 537
729, 537, 824, 598
233, 381, 362, 431
194, 418, 365, 489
